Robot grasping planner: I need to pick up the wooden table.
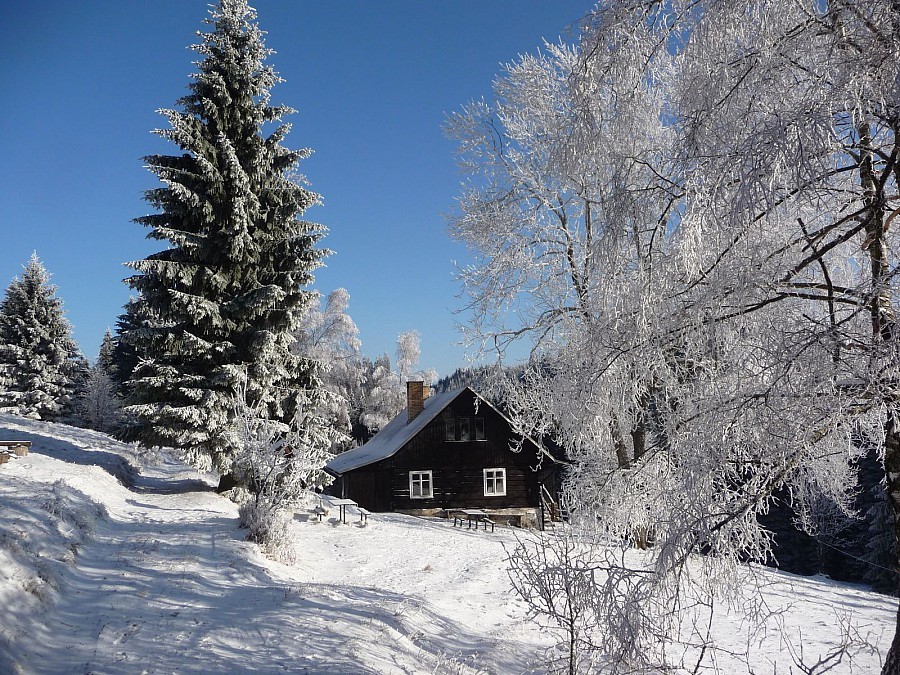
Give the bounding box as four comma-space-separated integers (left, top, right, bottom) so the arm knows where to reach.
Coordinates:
460, 509, 488, 530
331, 498, 357, 524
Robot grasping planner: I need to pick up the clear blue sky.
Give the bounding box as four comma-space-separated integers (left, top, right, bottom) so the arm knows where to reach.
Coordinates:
0, 1, 587, 377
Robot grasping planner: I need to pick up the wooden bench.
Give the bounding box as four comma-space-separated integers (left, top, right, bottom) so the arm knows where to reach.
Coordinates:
313, 505, 328, 522
481, 517, 495, 533
358, 508, 370, 525
0, 440, 31, 466
0, 440, 31, 457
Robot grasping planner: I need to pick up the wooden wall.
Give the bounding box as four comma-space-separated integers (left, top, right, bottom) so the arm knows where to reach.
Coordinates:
342, 389, 555, 512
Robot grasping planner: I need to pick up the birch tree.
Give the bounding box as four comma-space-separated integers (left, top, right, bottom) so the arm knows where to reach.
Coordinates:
450, 0, 900, 670
293, 288, 363, 444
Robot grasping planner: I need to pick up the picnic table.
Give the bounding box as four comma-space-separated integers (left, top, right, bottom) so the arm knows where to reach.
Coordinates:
455, 509, 493, 531
330, 498, 357, 524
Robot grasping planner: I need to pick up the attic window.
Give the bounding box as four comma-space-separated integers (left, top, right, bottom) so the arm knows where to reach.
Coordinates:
445, 417, 486, 442
483, 468, 506, 496
409, 470, 433, 499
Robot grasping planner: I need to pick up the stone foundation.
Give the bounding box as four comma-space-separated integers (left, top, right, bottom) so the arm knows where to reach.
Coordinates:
398, 506, 540, 528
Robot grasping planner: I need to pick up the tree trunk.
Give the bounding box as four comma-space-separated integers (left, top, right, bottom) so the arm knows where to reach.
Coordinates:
883, 420, 900, 675
860, 123, 900, 675
885, 600, 900, 674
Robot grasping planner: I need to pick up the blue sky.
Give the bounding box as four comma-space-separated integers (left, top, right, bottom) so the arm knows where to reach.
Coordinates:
0, 1, 587, 377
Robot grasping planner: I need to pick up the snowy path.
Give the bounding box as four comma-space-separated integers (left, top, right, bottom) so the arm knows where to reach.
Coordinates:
0, 417, 548, 674
0, 415, 896, 674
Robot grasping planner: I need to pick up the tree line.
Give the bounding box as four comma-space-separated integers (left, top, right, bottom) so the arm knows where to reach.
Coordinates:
0, 258, 430, 471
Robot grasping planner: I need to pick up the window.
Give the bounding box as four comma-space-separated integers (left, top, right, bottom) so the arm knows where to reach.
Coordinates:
484, 468, 506, 496
445, 417, 486, 442
409, 470, 433, 499
444, 419, 455, 441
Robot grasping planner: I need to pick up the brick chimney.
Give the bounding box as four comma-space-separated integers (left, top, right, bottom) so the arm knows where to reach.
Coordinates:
407, 381, 429, 423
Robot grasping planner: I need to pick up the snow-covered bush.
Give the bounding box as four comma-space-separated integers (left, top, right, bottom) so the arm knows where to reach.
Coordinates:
238, 499, 296, 565
229, 374, 335, 563
507, 531, 601, 675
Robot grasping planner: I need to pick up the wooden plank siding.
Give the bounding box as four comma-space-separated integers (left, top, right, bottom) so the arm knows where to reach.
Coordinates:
341, 389, 552, 512
338, 469, 392, 512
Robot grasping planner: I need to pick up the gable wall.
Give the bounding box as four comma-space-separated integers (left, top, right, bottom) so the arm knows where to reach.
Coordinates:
343, 390, 553, 511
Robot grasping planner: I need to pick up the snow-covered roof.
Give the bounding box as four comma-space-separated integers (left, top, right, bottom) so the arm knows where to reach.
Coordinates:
325, 388, 469, 475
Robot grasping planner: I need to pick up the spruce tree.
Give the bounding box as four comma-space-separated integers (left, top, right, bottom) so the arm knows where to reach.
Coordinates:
76, 330, 123, 433
97, 329, 116, 375
124, 0, 328, 478
0, 254, 82, 420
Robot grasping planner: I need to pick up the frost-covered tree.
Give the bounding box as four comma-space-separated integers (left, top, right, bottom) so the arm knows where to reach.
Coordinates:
295, 288, 361, 364
396, 330, 436, 388
0, 254, 82, 420
357, 332, 436, 436
75, 330, 123, 433
123, 0, 329, 482
396, 330, 421, 384
293, 288, 363, 445
358, 353, 403, 435
76, 363, 122, 433
450, 0, 900, 670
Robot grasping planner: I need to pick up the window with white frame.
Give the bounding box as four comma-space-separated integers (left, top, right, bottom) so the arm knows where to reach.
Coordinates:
409, 470, 433, 499
483, 468, 506, 496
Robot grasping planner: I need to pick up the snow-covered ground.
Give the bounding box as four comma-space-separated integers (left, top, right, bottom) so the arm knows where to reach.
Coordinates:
0, 414, 895, 674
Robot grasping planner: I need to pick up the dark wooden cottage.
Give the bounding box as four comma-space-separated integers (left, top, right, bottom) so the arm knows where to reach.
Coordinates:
324, 383, 557, 523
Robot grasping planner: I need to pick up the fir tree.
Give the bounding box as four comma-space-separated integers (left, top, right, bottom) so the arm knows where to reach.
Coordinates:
124, 0, 328, 479
110, 302, 152, 395
97, 328, 116, 375
0, 254, 82, 420
76, 363, 122, 433
76, 330, 123, 433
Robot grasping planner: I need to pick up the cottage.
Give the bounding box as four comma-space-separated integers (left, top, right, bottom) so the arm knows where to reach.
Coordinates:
324, 383, 558, 526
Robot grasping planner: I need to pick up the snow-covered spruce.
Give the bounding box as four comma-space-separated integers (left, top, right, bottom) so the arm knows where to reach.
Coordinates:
0, 254, 83, 420
121, 0, 331, 483
75, 331, 123, 434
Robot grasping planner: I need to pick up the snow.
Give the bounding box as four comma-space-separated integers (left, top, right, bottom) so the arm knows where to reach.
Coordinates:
0, 413, 896, 673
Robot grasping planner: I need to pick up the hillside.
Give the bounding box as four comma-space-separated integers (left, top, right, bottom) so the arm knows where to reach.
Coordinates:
0, 414, 895, 673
